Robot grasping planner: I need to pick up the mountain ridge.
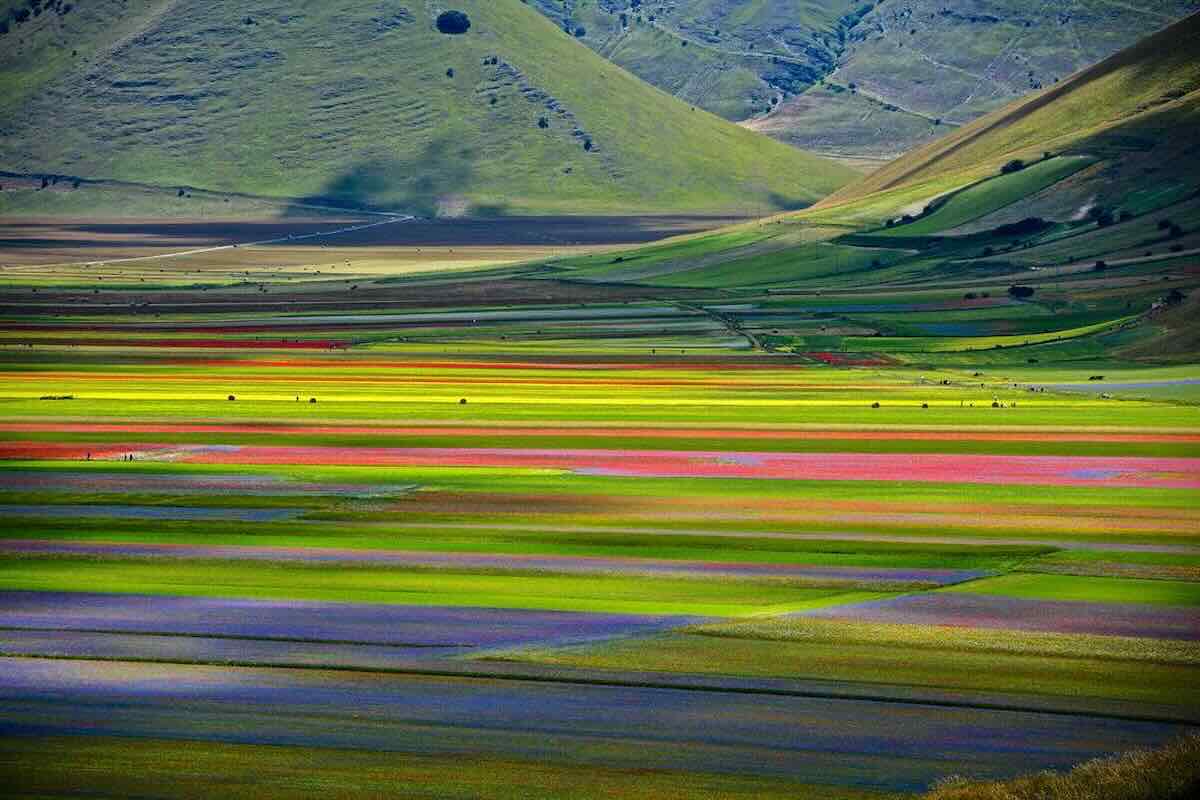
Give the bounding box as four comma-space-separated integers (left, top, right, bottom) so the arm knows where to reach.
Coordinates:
0, 0, 855, 217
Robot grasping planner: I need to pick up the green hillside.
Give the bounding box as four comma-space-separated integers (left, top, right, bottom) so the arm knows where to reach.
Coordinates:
0, 0, 856, 216
823, 11, 1200, 205
525, 1, 1193, 164
534, 15, 1199, 366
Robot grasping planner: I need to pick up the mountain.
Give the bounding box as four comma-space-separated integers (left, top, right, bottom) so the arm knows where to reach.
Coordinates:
0, 0, 856, 217
528, 1, 1196, 165
549, 13, 1200, 303
821, 11, 1200, 209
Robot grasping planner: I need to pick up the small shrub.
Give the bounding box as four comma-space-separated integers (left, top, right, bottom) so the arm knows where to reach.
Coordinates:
1008, 285, 1035, 299
435, 10, 471, 34
227, 394, 236, 401
1094, 260, 1107, 271
993, 217, 1050, 237
1158, 218, 1174, 230
1001, 159, 1025, 174
574, 26, 585, 37
446, 67, 455, 78
537, 116, 548, 129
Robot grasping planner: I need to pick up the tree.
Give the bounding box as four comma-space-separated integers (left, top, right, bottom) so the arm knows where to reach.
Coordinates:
1008, 285, 1035, 299
993, 217, 1049, 237
537, 116, 548, 129
1001, 159, 1025, 174
436, 10, 470, 34
574, 26, 585, 37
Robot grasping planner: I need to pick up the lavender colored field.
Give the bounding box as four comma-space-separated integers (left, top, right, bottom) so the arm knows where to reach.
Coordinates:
802, 593, 1200, 641
0, 658, 1188, 793
0, 470, 411, 497
0, 629, 460, 666
0, 542, 989, 586
0, 591, 703, 650
0, 505, 301, 522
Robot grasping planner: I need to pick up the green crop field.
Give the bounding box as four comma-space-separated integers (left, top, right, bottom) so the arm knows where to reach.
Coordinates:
1, 7, 1198, 800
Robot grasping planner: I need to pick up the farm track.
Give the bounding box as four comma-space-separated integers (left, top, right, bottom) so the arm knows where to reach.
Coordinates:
71, 215, 416, 267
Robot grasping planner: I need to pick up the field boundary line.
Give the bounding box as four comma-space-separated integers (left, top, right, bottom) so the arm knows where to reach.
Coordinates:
1, 653, 1196, 726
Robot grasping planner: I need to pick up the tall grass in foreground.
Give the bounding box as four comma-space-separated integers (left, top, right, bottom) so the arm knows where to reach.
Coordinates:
924, 734, 1200, 800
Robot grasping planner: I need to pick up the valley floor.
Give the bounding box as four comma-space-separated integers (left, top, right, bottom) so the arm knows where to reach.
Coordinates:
0, 211, 1197, 798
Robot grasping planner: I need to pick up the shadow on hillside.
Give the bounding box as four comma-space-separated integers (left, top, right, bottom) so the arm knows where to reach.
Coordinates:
766, 192, 812, 212
296, 136, 507, 217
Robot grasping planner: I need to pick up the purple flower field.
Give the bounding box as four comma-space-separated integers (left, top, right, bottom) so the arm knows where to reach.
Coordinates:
802, 592, 1200, 640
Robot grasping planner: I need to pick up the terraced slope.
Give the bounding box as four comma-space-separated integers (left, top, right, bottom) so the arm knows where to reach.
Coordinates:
0, 0, 855, 216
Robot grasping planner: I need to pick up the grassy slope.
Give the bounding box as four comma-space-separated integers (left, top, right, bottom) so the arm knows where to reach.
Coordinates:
526, 1, 1190, 166
0, 0, 855, 216
774, 0, 1194, 159
823, 12, 1200, 205
922, 734, 1200, 800
529, 0, 856, 121
537, 16, 1200, 370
